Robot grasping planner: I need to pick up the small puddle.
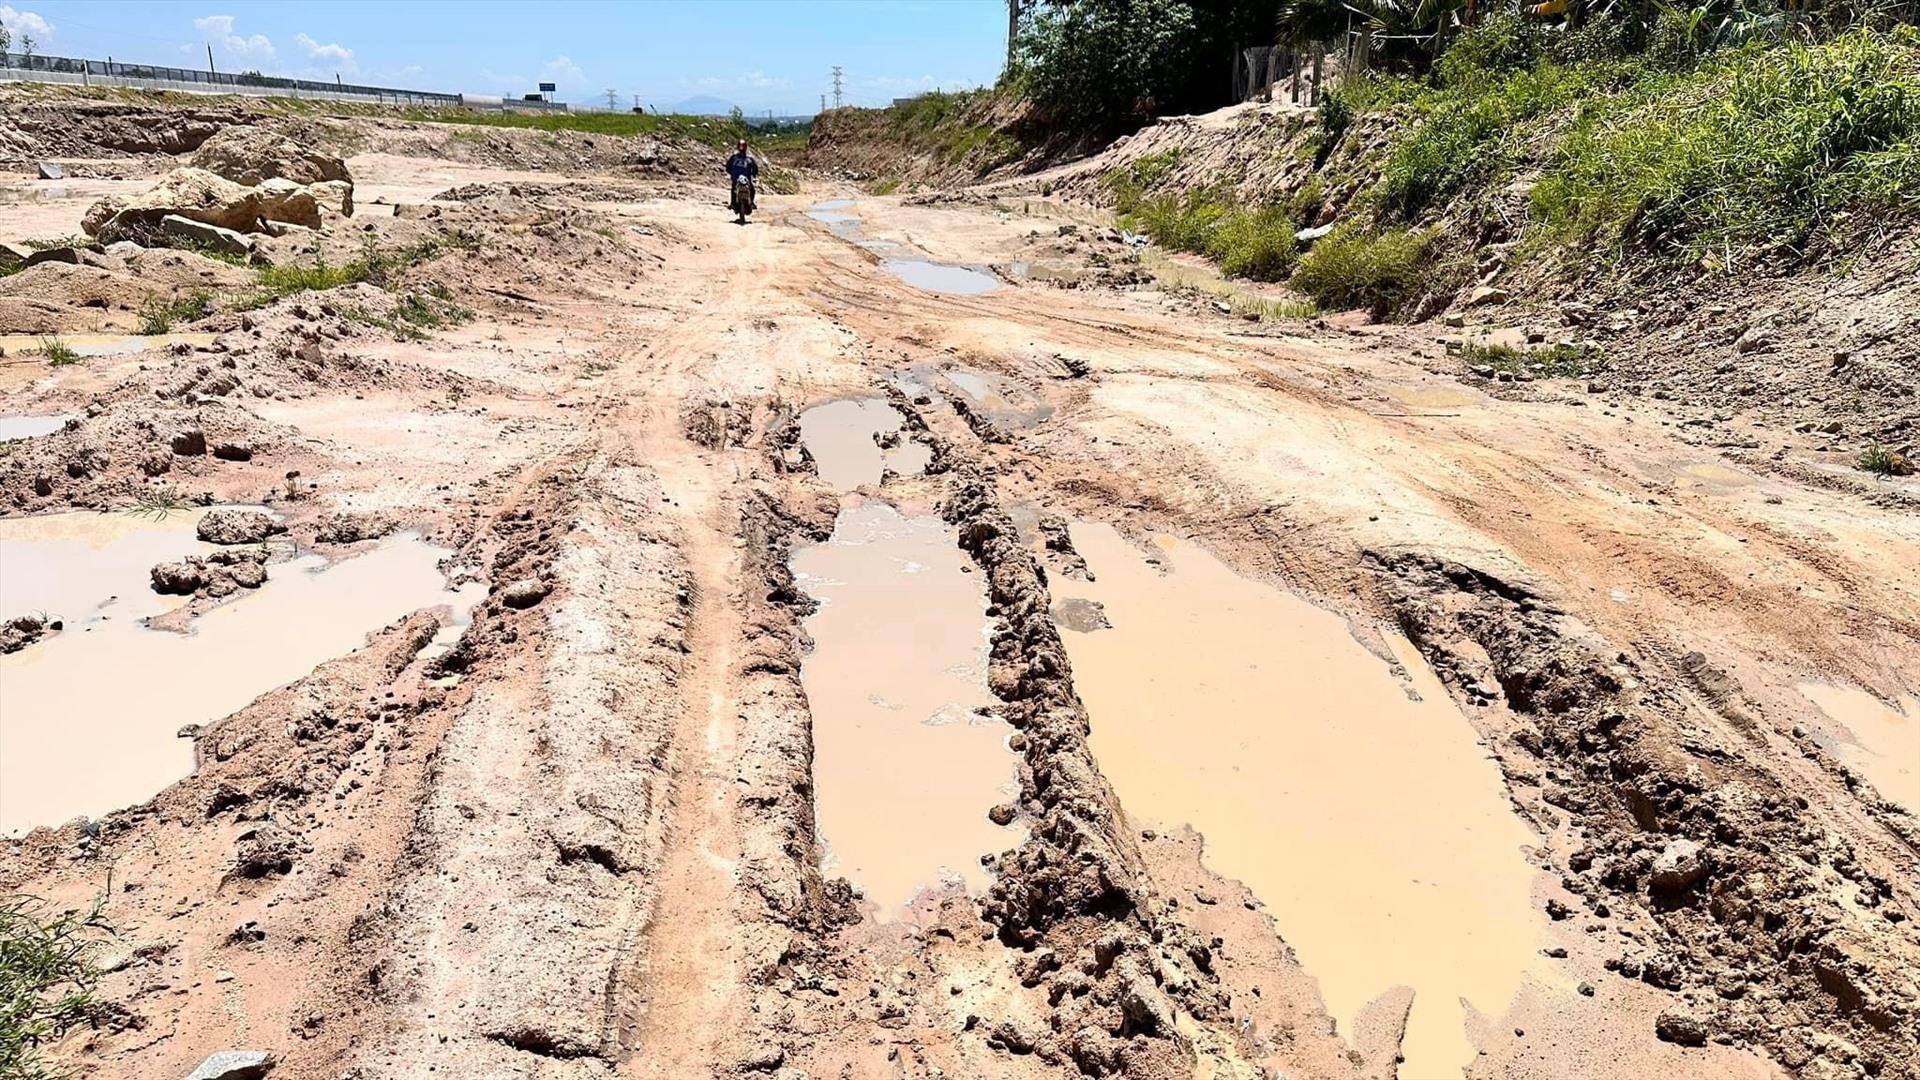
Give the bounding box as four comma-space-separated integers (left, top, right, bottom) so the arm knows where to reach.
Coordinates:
1053, 523, 1546, 1078
883, 258, 1001, 296
1797, 682, 1920, 815
0, 511, 482, 833
0, 413, 75, 440
796, 397, 928, 491
791, 499, 1018, 916
0, 333, 218, 359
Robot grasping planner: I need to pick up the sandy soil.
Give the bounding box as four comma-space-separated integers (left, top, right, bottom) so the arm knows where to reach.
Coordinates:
0, 98, 1915, 1080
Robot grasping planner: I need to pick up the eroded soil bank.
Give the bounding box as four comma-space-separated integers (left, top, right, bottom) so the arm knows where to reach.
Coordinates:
0, 87, 1914, 1080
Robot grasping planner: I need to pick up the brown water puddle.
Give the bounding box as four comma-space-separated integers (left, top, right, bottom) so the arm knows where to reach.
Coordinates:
942, 368, 1054, 430
791, 499, 1019, 917
0, 511, 482, 833
1054, 523, 1548, 1078
796, 398, 929, 491
0, 332, 218, 359
1797, 682, 1920, 815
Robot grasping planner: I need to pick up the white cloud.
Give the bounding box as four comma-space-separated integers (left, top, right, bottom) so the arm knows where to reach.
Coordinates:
294, 31, 355, 71
194, 14, 275, 61
0, 5, 56, 39
688, 70, 792, 93
541, 55, 585, 89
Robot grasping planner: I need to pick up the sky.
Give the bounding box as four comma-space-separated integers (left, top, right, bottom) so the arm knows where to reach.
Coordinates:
0, 0, 1011, 114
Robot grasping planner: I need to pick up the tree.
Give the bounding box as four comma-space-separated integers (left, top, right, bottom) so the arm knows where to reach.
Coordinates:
0, 21, 12, 59
20, 32, 34, 63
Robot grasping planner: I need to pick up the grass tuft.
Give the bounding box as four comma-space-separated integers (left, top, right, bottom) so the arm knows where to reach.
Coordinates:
0, 894, 100, 1080
1461, 340, 1604, 377
37, 339, 79, 367
122, 484, 188, 520
1856, 445, 1915, 477
136, 290, 214, 335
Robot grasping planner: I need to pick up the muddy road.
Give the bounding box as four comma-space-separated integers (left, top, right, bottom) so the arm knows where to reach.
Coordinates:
2, 115, 1917, 1080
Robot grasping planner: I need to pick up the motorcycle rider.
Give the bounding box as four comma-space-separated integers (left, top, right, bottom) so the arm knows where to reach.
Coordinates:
726, 138, 758, 221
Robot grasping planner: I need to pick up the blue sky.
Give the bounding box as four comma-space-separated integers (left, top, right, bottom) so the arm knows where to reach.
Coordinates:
1, 1, 1010, 114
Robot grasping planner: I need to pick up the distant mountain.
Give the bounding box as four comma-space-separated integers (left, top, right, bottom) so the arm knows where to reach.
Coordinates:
668, 95, 740, 117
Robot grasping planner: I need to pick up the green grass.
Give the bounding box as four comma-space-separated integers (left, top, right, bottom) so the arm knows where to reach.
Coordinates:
348, 285, 474, 341
240, 232, 480, 310
136, 290, 214, 335
1530, 28, 1920, 258
407, 108, 750, 149
1102, 152, 1300, 283
122, 484, 188, 520
1, 895, 99, 1080
21, 235, 91, 252
37, 339, 78, 367
1857, 444, 1915, 477
1288, 226, 1435, 317
1460, 339, 1603, 377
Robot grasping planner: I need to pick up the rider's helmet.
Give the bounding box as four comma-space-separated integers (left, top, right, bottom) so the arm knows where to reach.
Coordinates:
736, 139, 748, 152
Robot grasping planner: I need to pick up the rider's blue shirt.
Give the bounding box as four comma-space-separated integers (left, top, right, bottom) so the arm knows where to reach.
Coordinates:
727, 151, 758, 180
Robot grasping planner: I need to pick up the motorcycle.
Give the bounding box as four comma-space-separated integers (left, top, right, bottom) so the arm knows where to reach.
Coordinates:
730, 175, 756, 224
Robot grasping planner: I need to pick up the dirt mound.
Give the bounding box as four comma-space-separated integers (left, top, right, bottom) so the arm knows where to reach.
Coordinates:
189, 125, 351, 187
0, 86, 242, 162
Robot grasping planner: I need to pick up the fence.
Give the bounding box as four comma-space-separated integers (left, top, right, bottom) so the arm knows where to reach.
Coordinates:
0, 50, 468, 108
1235, 38, 1347, 107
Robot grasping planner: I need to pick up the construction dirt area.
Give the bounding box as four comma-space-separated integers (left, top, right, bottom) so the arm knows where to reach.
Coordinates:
1, 90, 1917, 1080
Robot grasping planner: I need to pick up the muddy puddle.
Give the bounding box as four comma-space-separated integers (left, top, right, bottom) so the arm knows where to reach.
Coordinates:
941, 367, 1053, 429
0, 332, 218, 359
790, 499, 1018, 916
0, 413, 74, 440
803, 200, 1000, 294
0, 511, 482, 833
882, 258, 1001, 295
1798, 682, 1920, 815
1052, 523, 1548, 1078
796, 397, 929, 490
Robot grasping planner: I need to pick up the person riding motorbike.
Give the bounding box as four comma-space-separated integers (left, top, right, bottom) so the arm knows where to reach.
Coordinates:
726, 139, 758, 223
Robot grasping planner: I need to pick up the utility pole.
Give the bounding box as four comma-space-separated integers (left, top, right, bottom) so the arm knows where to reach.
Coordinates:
820, 93, 826, 114
207, 44, 216, 75
830, 66, 843, 109
605, 88, 618, 110
632, 93, 640, 111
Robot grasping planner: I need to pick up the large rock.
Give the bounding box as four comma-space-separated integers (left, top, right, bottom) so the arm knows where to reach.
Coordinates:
160, 215, 253, 258
85, 166, 343, 243
308, 179, 353, 218
184, 1049, 274, 1080
254, 178, 321, 230
188, 125, 349, 187
86, 168, 265, 240
197, 508, 284, 545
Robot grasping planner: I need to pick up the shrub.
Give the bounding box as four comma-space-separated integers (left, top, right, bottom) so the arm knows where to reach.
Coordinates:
1289, 226, 1434, 316
1205, 205, 1300, 281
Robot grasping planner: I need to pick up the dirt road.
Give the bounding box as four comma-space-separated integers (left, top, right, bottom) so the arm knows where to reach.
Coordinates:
3, 126, 1916, 1080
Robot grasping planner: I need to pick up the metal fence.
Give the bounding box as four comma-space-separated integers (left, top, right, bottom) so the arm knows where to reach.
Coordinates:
0, 50, 464, 107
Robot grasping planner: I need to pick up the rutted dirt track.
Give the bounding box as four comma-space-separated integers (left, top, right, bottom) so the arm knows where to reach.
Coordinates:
2, 100, 1917, 1080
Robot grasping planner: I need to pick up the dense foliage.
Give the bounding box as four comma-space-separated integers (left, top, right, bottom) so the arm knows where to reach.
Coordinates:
1011, 0, 1288, 128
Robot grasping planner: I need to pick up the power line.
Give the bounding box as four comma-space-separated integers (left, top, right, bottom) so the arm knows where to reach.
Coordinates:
830, 65, 843, 109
